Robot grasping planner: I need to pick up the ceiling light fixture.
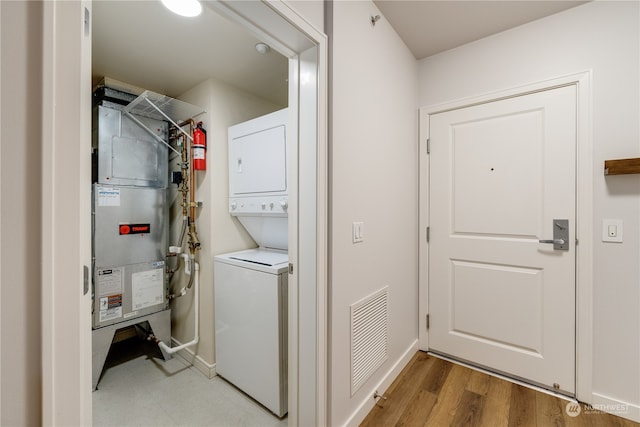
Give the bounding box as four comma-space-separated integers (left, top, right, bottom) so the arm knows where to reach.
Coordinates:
161, 0, 202, 18
255, 43, 271, 55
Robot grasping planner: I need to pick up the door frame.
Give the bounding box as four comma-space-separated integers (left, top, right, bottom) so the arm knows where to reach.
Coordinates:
418, 71, 593, 403
41, 1, 328, 425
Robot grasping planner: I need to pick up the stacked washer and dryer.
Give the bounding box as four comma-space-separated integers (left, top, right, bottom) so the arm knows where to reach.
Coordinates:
214, 108, 289, 418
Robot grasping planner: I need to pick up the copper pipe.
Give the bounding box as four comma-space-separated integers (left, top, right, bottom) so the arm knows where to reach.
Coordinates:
179, 118, 196, 220
181, 133, 189, 220
182, 120, 200, 254
189, 130, 196, 223
179, 118, 195, 129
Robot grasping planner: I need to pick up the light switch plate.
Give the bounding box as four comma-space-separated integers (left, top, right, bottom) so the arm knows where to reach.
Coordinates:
602, 219, 623, 243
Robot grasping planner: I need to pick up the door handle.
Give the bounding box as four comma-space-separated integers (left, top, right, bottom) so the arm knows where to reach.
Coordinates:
538, 239, 566, 245
539, 219, 569, 250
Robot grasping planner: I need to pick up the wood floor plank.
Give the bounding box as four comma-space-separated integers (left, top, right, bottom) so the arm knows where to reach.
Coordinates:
420, 355, 452, 394
451, 389, 485, 427
466, 368, 492, 396
360, 352, 434, 427
476, 374, 512, 427
360, 352, 640, 427
423, 363, 472, 426
394, 389, 438, 427
536, 391, 566, 427
383, 351, 430, 398
507, 383, 537, 427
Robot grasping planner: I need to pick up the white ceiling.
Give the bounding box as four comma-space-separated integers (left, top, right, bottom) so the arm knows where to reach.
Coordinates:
92, 0, 289, 105
93, 1, 588, 104
374, 0, 588, 59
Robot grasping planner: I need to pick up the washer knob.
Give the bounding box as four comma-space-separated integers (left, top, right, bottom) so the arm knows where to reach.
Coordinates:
230, 201, 237, 210
261, 202, 266, 210
280, 200, 288, 210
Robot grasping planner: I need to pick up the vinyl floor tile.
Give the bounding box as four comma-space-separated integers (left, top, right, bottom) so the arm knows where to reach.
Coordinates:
93, 339, 287, 427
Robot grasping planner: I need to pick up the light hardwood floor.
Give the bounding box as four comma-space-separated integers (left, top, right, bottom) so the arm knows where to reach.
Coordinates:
361, 351, 639, 427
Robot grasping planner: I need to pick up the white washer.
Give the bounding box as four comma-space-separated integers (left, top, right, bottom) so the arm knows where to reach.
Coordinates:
214, 248, 288, 417
215, 109, 289, 417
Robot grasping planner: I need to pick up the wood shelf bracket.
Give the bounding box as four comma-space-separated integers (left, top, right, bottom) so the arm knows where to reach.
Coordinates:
604, 157, 640, 175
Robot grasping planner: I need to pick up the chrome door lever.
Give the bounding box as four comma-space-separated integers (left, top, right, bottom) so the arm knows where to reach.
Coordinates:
539, 239, 566, 245
539, 219, 569, 250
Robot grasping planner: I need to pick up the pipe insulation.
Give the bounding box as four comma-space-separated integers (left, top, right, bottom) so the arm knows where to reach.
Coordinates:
158, 261, 200, 355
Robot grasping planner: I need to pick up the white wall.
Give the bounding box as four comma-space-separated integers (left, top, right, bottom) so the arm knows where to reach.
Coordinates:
287, 0, 324, 32
170, 77, 282, 372
328, 1, 419, 425
0, 2, 43, 425
418, 1, 640, 420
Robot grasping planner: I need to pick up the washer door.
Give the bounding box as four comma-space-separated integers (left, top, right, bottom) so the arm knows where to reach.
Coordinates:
214, 261, 287, 416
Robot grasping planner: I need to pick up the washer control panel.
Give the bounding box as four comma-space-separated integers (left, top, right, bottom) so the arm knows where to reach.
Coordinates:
230, 196, 288, 216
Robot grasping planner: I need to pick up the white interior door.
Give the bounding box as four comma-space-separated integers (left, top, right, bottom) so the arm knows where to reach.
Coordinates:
429, 85, 577, 395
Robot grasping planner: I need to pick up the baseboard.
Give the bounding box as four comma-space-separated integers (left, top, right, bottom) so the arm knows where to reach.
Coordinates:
343, 339, 419, 427
170, 337, 217, 379
591, 392, 640, 423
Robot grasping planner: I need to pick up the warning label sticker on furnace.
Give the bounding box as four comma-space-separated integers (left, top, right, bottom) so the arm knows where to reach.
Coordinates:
96, 267, 123, 297
99, 294, 122, 322
97, 186, 120, 207
132, 269, 164, 310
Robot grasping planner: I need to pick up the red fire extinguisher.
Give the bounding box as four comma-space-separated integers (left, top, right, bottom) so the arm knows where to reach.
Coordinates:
192, 121, 207, 171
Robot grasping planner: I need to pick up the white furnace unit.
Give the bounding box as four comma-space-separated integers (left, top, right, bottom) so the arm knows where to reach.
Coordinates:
214, 108, 289, 417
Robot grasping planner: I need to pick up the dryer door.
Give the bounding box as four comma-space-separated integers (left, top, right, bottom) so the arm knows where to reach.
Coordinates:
230, 125, 286, 195
228, 109, 288, 197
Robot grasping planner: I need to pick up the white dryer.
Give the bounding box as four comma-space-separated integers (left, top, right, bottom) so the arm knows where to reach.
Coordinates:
214, 108, 289, 417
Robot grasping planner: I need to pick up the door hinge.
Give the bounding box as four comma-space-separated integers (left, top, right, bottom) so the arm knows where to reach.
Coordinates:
426, 314, 430, 330
426, 226, 430, 243
426, 138, 430, 154
288, 263, 294, 274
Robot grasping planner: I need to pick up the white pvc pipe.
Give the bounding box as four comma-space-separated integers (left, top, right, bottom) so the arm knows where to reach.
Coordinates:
159, 261, 199, 355
182, 253, 191, 276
